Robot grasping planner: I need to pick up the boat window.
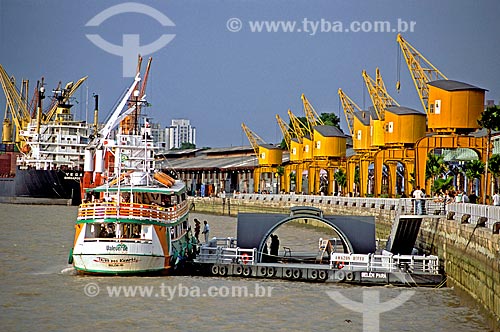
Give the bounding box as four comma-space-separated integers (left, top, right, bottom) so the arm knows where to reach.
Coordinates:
141, 225, 153, 240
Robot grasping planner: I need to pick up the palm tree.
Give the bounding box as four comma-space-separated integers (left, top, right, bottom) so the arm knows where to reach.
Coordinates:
488, 154, 500, 193
432, 176, 454, 194
276, 165, 285, 193
478, 105, 500, 202
425, 152, 447, 195
334, 169, 347, 195
465, 159, 486, 199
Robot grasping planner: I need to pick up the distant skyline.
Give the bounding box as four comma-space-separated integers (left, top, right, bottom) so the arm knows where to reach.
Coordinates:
1, 0, 499, 148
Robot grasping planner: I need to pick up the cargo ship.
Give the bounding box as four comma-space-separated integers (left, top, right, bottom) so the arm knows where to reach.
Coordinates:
0, 66, 92, 205
0, 74, 91, 204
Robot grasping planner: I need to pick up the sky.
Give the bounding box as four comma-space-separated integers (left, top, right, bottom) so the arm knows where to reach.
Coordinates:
1, 0, 499, 148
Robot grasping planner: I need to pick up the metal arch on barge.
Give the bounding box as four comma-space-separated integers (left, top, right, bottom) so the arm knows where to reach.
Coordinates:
190, 206, 443, 286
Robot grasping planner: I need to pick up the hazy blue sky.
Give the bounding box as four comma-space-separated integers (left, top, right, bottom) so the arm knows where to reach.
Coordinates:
1, 0, 499, 148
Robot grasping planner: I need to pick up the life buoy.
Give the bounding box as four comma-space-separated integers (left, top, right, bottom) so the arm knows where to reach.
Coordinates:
346, 271, 355, 282
211, 265, 219, 275
284, 268, 293, 278
218, 265, 227, 276
242, 265, 252, 277
310, 270, 318, 280
292, 269, 301, 279
260, 266, 267, 276
234, 265, 243, 275
337, 261, 345, 269
241, 253, 250, 265
335, 269, 346, 281
267, 267, 275, 277
318, 270, 327, 280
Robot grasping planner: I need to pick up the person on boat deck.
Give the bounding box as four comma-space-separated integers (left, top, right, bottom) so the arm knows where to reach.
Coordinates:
270, 234, 280, 262
99, 224, 108, 238
107, 225, 115, 238
202, 220, 210, 243
194, 219, 201, 242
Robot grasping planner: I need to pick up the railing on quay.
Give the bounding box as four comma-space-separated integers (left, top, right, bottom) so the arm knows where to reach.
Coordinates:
77, 200, 189, 224
330, 252, 440, 275
231, 193, 500, 231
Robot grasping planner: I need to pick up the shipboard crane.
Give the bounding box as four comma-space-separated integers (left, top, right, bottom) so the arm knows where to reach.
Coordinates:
121, 55, 152, 135
337, 88, 363, 137
241, 122, 266, 155
275, 114, 292, 149
42, 76, 88, 123
301, 93, 324, 135
362, 68, 400, 121
396, 34, 448, 114
0, 65, 32, 148
80, 73, 142, 199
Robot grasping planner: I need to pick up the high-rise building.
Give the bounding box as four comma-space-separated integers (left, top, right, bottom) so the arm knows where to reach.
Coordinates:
166, 119, 196, 149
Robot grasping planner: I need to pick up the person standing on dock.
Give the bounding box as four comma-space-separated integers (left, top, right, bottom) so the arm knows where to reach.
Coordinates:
493, 192, 500, 206
413, 186, 424, 215
202, 220, 210, 243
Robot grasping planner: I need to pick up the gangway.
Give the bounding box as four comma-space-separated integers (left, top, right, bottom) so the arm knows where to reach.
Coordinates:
386, 198, 445, 254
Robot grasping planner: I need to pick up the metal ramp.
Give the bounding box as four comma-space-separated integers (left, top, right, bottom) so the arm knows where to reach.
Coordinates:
385, 215, 422, 255
386, 198, 445, 255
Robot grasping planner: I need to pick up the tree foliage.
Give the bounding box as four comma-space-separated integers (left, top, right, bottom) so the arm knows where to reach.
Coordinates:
425, 153, 447, 181
431, 176, 454, 194
465, 159, 485, 180
478, 105, 500, 132
334, 169, 347, 190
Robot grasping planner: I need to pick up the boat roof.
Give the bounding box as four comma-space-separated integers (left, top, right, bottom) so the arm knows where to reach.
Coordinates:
88, 180, 186, 195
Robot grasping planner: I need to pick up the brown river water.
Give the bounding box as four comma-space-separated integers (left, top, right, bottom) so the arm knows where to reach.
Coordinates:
0, 204, 494, 331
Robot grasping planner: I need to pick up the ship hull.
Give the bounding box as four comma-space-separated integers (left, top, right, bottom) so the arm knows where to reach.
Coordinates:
73, 254, 170, 275
0, 168, 82, 205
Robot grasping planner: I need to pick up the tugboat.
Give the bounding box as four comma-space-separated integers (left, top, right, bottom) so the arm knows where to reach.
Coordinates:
71, 69, 194, 275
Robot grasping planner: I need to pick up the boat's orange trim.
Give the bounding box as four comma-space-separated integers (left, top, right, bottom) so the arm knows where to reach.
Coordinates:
154, 225, 169, 267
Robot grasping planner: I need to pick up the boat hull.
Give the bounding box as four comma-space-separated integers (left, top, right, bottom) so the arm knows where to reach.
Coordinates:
73, 254, 170, 275
0, 167, 82, 205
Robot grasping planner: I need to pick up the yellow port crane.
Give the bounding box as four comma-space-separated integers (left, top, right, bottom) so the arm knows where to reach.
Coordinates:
362, 68, 400, 121
275, 114, 292, 149
396, 33, 447, 114
338, 88, 363, 137
241, 122, 266, 155
287, 109, 306, 143
301, 93, 324, 136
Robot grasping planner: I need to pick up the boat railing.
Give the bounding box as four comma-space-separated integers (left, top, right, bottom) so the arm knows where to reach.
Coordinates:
197, 243, 256, 265
77, 200, 188, 224
330, 253, 440, 274
83, 237, 153, 244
